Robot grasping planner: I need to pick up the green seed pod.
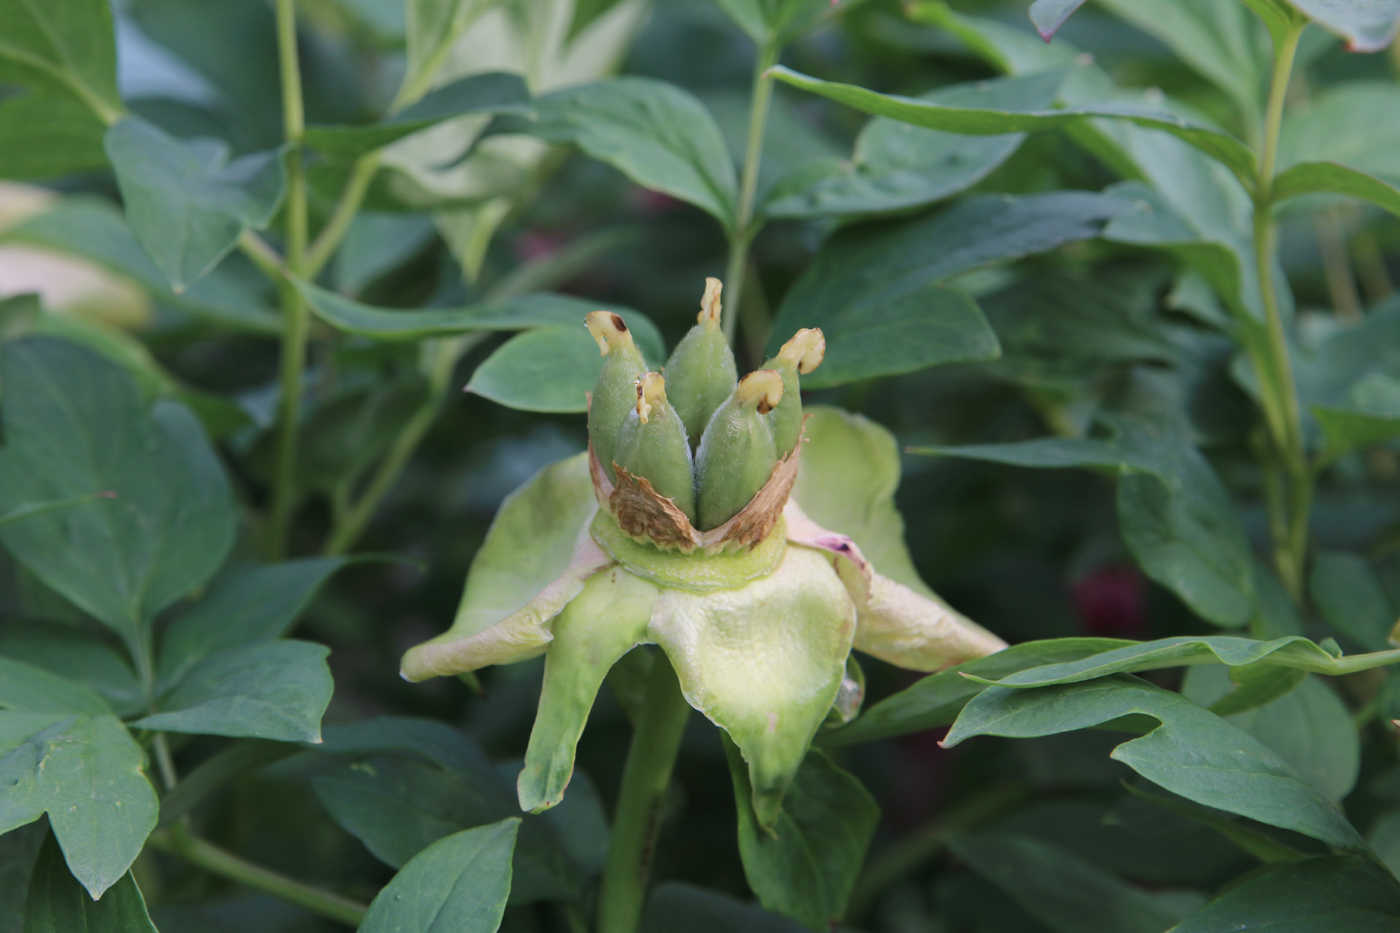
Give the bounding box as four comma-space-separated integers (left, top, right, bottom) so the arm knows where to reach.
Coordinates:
614, 372, 697, 522
762, 327, 825, 455
694, 370, 784, 531
665, 277, 738, 448
586, 310, 647, 481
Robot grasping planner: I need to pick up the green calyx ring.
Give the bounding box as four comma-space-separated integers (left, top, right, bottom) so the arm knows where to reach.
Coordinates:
590, 510, 787, 593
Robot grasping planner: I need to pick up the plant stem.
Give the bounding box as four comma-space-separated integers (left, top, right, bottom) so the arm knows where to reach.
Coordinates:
305, 152, 382, 279
596, 652, 690, 933
238, 230, 285, 282
149, 825, 367, 927
269, 0, 311, 560
1252, 19, 1310, 600
722, 41, 780, 344
153, 734, 179, 792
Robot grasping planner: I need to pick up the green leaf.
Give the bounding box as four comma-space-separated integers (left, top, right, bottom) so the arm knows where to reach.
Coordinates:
915, 415, 1257, 628
1310, 551, 1396, 652
0, 822, 46, 932
965, 635, 1400, 689
157, 557, 352, 689
1169, 855, 1400, 930
1091, 0, 1271, 130
948, 831, 1189, 933
0, 657, 111, 716
0, 714, 159, 898
822, 637, 1132, 746
763, 70, 1066, 220
1313, 372, 1400, 458
1123, 782, 1306, 865
943, 674, 1366, 852
767, 193, 1123, 388
724, 741, 878, 931
134, 641, 333, 743
104, 117, 286, 291
641, 883, 810, 933
358, 818, 518, 933
23, 832, 157, 933
295, 277, 662, 349
1280, 82, 1400, 184
0, 338, 235, 652
714, 0, 827, 44
524, 78, 739, 229
304, 72, 531, 161
768, 66, 1258, 183
402, 0, 494, 106
0, 90, 107, 180
1281, 0, 1400, 52
1183, 668, 1360, 804
466, 322, 662, 413
1, 197, 281, 333
309, 727, 599, 904
1028, 0, 1088, 39
0, 624, 142, 717
1272, 161, 1400, 217
1205, 661, 1306, 717
0, 0, 122, 124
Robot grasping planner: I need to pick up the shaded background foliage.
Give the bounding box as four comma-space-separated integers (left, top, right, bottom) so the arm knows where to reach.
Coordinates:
3, 0, 1400, 930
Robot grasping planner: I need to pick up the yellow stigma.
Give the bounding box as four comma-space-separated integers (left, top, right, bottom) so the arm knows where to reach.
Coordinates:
699, 277, 723, 327
585, 310, 632, 355
777, 328, 826, 375
635, 372, 666, 424
736, 370, 784, 415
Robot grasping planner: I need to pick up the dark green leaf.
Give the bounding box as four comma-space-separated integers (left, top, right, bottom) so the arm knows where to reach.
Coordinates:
1205, 661, 1306, 717
763, 70, 1065, 220
1281, 0, 1400, 52
0, 90, 107, 180
768, 66, 1258, 182
1123, 783, 1305, 865
135, 641, 333, 743
157, 557, 352, 689
965, 635, 1400, 689
768, 193, 1124, 388
105, 117, 286, 290
0, 338, 235, 652
3, 197, 281, 332
23, 832, 157, 933
724, 740, 878, 931
0, 822, 46, 932
943, 675, 1366, 852
157, 739, 297, 826
1310, 551, 1396, 652
524, 78, 739, 229
305, 72, 530, 160
1272, 161, 1400, 217
641, 883, 809, 933
823, 638, 1132, 746
358, 818, 518, 933
466, 323, 663, 413
1170, 856, 1400, 931
0, 657, 111, 715
949, 831, 1188, 933
0, 0, 121, 123
0, 714, 159, 898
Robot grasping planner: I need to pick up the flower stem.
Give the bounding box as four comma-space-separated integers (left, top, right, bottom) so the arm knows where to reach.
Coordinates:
148, 825, 367, 927
1251, 19, 1310, 600
305, 152, 382, 279
722, 41, 780, 345
596, 652, 690, 933
269, 0, 310, 560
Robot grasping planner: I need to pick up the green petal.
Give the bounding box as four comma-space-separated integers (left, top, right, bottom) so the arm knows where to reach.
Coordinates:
785, 501, 1005, 672
650, 545, 855, 828
792, 405, 931, 596
519, 567, 659, 812
400, 453, 606, 681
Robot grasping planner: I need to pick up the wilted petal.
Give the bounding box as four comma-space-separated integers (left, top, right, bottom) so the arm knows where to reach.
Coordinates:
401, 452, 607, 681
649, 545, 855, 828
519, 566, 659, 812
786, 501, 1005, 671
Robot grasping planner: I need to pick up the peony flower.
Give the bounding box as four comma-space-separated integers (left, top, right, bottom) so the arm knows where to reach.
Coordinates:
401, 280, 1005, 828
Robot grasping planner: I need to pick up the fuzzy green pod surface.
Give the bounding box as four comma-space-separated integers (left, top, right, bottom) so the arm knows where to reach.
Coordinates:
664, 277, 738, 448
614, 372, 697, 521
586, 310, 647, 482
763, 327, 825, 454
694, 370, 784, 531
